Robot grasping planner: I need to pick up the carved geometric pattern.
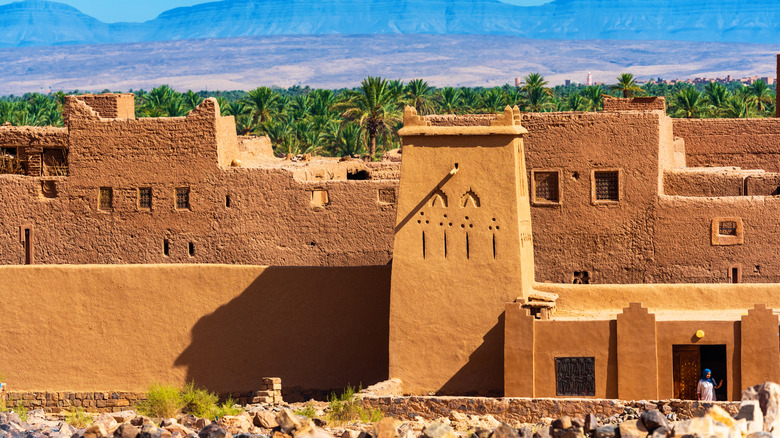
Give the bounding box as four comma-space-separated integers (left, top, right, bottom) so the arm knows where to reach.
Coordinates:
460, 189, 481, 208
556, 357, 595, 396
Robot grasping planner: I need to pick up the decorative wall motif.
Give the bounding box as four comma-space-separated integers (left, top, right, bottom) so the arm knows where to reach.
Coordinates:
461, 189, 481, 208
555, 357, 596, 396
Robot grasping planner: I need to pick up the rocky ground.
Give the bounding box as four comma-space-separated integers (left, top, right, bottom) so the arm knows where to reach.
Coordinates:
3, 381, 780, 438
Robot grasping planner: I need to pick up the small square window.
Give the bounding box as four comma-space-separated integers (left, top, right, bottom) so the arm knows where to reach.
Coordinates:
176, 187, 190, 210
594, 171, 619, 201
711, 217, 744, 246
138, 188, 152, 209
532, 169, 561, 205
99, 187, 113, 210
718, 221, 737, 236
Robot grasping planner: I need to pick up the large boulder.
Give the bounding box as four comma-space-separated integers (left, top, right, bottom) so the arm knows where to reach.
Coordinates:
743, 382, 780, 432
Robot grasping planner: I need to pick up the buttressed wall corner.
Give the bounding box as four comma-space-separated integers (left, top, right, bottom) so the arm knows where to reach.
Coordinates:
389, 106, 534, 395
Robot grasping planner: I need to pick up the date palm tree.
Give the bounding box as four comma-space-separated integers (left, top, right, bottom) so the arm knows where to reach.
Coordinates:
243, 87, 281, 129
567, 94, 588, 112
434, 87, 462, 114
671, 87, 710, 118
334, 76, 402, 158
611, 73, 643, 98
749, 80, 774, 114
405, 79, 435, 115
704, 82, 729, 116
581, 85, 605, 111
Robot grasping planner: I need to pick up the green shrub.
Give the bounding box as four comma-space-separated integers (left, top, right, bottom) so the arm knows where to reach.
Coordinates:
14, 401, 28, 422
325, 385, 383, 425
213, 398, 243, 418
295, 402, 317, 419
65, 408, 93, 428
136, 383, 185, 418
181, 382, 219, 418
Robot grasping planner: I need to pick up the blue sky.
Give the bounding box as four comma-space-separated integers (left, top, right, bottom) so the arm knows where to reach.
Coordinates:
1, 0, 552, 22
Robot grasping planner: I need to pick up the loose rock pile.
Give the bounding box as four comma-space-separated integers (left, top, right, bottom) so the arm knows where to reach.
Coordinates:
6, 381, 780, 438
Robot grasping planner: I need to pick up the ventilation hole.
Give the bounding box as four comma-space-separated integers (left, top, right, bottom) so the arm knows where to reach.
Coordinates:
422, 231, 426, 259
466, 232, 470, 260
454, 163, 459, 169
225, 194, 231, 208
188, 242, 195, 257
163, 239, 169, 256
444, 231, 448, 258
493, 234, 496, 259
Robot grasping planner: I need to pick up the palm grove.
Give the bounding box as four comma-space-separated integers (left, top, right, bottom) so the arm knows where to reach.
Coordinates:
0, 73, 775, 159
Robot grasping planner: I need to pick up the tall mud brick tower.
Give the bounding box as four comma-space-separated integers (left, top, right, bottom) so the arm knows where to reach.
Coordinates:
389, 106, 534, 395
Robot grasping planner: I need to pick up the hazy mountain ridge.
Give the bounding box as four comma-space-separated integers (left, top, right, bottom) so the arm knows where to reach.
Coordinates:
3, 0, 780, 47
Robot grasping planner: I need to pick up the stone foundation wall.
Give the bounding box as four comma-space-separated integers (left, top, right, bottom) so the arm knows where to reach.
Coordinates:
0, 378, 283, 414
360, 396, 740, 424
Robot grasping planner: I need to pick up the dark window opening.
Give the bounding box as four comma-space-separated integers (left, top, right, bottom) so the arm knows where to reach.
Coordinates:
466, 232, 470, 259
555, 357, 595, 396
188, 242, 195, 257
42, 148, 67, 176
163, 239, 170, 256
595, 171, 619, 201
99, 187, 113, 210
719, 221, 738, 236
347, 170, 370, 180
731, 266, 741, 284
225, 194, 231, 208
138, 188, 152, 209
176, 187, 191, 210
23, 228, 31, 265
535, 171, 560, 203
493, 234, 497, 259
573, 271, 590, 284
422, 231, 426, 259
2, 147, 17, 159
443, 231, 448, 258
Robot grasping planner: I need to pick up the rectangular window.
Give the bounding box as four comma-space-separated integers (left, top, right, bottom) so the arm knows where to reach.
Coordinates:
555, 357, 596, 396
99, 187, 113, 210
533, 170, 560, 204
594, 171, 620, 202
2, 147, 17, 158
176, 187, 190, 210
138, 188, 152, 209
719, 221, 738, 236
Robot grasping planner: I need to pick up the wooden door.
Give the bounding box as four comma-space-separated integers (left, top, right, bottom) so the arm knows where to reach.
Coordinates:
673, 345, 700, 400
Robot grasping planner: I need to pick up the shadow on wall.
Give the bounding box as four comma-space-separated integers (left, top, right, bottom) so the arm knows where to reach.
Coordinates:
174, 266, 391, 397
439, 314, 505, 397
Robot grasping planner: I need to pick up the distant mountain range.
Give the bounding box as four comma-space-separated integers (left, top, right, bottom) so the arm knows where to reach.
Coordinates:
3, 0, 780, 47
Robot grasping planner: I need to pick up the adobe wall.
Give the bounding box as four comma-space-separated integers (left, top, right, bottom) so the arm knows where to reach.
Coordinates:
0, 264, 391, 393
673, 118, 780, 171
507, 288, 780, 401
602, 97, 666, 112
0, 98, 398, 267
522, 112, 780, 284
521, 111, 663, 284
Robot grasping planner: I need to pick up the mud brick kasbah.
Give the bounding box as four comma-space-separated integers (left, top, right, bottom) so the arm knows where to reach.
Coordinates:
5, 61, 780, 403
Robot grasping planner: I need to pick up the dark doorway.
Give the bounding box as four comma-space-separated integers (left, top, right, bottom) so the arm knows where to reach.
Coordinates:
673, 344, 727, 400
701, 345, 728, 401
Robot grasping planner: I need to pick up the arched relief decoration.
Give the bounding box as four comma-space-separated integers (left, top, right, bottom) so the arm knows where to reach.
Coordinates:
460, 189, 481, 208
430, 188, 448, 208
